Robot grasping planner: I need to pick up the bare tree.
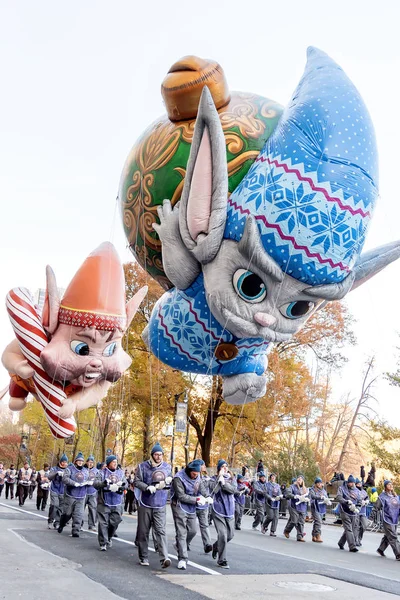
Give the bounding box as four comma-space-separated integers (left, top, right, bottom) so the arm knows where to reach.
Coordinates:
335, 357, 377, 473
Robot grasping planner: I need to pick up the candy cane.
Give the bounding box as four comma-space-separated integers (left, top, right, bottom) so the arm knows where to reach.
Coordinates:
6, 287, 76, 438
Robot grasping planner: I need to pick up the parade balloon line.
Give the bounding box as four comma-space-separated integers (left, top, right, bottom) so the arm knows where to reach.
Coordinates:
0, 502, 221, 576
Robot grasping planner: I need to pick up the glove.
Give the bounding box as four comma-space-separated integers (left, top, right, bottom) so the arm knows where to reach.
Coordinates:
147, 485, 157, 494
218, 475, 225, 485
196, 496, 206, 506
57, 471, 63, 476
165, 476, 172, 485
325, 499, 332, 506
347, 499, 353, 505
109, 483, 119, 492
294, 495, 300, 500
74, 483, 80, 487
157, 481, 166, 490
85, 480, 93, 485
362, 499, 369, 506
205, 497, 213, 505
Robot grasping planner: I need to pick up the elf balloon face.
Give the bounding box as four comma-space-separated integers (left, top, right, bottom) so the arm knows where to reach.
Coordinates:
40, 324, 131, 387
1, 242, 147, 437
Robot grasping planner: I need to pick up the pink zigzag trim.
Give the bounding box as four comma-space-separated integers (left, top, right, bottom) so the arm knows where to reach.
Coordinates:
258, 156, 371, 219
228, 197, 350, 272
187, 305, 221, 343
238, 341, 269, 351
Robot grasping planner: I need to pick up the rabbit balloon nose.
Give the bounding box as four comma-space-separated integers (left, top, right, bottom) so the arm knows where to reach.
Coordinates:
254, 313, 276, 327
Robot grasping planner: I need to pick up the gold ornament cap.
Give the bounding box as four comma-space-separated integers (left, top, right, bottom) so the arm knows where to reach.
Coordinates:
161, 55, 231, 122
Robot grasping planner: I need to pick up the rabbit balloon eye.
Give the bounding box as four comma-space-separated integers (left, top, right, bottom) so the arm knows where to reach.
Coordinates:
70, 341, 90, 356
280, 301, 315, 320
233, 269, 267, 303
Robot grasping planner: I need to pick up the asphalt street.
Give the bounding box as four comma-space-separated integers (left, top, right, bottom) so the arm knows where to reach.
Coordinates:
0, 497, 399, 599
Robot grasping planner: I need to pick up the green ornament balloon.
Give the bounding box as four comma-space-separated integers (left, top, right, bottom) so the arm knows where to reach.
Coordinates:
119, 56, 283, 290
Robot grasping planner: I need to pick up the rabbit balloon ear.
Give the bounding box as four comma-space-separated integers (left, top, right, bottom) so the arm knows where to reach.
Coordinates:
179, 87, 228, 264
305, 240, 400, 300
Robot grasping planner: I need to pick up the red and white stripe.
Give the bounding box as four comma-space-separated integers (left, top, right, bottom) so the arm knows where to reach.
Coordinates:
6, 287, 76, 438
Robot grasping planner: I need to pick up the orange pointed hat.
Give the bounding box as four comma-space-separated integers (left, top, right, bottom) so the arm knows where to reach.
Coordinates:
58, 242, 127, 331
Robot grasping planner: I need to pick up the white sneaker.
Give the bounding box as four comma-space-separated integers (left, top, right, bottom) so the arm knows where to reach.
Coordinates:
177, 560, 187, 570
139, 559, 150, 566
100, 545, 107, 551
107, 540, 112, 548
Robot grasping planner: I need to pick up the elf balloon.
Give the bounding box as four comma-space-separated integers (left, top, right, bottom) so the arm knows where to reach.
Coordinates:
1, 243, 147, 437
138, 48, 400, 405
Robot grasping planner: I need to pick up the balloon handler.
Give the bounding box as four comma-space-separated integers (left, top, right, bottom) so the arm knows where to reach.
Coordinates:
209, 459, 237, 569
134, 443, 172, 568
58, 452, 90, 538
171, 459, 213, 570
93, 455, 127, 551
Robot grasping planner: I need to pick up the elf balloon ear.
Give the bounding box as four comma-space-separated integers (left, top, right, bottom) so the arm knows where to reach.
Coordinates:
179, 86, 228, 265
42, 266, 60, 335
125, 286, 148, 329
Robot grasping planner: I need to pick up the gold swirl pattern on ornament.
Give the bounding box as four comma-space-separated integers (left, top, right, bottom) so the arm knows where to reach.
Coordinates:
260, 100, 279, 119
153, 255, 164, 273
134, 243, 153, 269
219, 97, 265, 140
125, 171, 141, 209
125, 127, 181, 211
227, 151, 260, 176
138, 126, 181, 173
224, 132, 244, 154
178, 120, 196, 144
138, 210, 161, 250
123, 210, 139, 245
170, 167, 186, 205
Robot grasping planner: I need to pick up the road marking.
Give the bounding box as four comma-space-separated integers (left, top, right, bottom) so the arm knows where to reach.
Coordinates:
231, 536, 400, 583
0, 501, 220, 576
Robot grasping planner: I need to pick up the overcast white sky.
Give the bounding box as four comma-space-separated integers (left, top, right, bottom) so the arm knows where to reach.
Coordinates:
0, 1, 399, 424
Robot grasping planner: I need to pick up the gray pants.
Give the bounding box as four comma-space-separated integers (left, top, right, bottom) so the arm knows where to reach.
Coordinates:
84, 493, 97, 528
97, 502, 122, 547
338, 509, 357, 550
212, 510, 234, 563
60, 495, 85, 535
356, 513, 369, 544
235, 503, 244, 529
284, 506, 305, 540
311, 509, 322, 537
171, 503, 197, 562
196, 507, 211, 548
137, 505, 168, 562
378, 520, 400, 558
48, 491, 64, 526
252, 500, 266, 528
263, 505, 279, 534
